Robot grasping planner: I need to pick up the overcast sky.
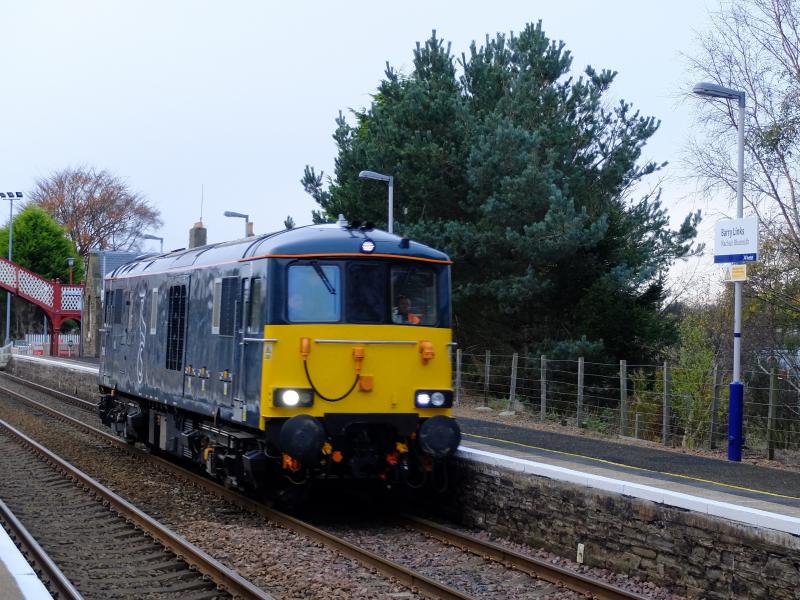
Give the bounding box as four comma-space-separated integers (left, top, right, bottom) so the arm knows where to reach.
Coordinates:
0, 0, 718, 273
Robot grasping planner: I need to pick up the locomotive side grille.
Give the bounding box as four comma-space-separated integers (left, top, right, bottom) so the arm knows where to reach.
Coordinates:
166, 284, 187, 371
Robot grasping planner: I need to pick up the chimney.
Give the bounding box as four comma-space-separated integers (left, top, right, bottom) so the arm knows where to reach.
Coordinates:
246, 221, 254, 237
189, 221, 207, 249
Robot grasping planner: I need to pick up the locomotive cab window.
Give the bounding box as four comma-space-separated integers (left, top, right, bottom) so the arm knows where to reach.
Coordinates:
113, 289, 124, 325
247, 278, 263, 334
391, 266, 437, 326
287, 263, 340, 322
346, 263, 387, 323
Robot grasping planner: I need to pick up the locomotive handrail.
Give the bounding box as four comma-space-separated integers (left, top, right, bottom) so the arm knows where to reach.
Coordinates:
241, 337, 278, 343
314, 339, 417, 345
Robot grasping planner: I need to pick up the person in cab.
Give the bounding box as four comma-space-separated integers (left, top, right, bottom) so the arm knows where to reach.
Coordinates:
392, 295, 421, 325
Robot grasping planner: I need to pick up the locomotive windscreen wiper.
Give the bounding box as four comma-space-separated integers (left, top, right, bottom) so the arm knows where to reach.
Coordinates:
311, 261, 336, 295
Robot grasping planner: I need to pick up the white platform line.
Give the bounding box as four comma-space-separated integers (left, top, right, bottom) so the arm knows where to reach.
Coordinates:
457, 446, 800, 536
13, 355, 98, 374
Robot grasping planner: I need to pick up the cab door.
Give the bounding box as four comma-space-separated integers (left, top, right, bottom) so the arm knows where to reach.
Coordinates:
232, 276, 264, 424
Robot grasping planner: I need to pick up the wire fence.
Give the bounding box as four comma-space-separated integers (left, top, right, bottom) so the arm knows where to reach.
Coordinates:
455, 350, 800, 462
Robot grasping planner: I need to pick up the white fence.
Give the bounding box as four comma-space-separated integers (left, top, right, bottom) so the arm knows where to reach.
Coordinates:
12, 333, 81, 357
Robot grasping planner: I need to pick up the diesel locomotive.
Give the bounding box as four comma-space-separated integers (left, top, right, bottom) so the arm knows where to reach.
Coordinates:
98, 218, 461, 495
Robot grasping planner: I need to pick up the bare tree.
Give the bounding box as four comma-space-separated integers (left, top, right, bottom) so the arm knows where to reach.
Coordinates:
688, 0, 800, 256
29, 167, 162, 256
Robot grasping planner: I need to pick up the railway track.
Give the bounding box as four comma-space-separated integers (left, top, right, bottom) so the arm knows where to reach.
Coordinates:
0, 496, 82, 600
0, 373, 650, 600
0, 417, 271, 600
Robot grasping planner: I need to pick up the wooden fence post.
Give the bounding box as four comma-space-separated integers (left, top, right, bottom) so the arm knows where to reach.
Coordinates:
768, 368, 777, 460
454, 349, 462, 406
482, 350, 491, 408
619, 359, 628, 437
540, 355, 547, 421
635, 413, 642, 439
663, 361, 671, 446
576, 357, 584, 428
710, 365, 719, 449
508, 352, 519, 411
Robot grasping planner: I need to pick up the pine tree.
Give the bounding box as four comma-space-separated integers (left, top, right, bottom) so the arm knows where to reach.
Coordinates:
302, 23, 700, 362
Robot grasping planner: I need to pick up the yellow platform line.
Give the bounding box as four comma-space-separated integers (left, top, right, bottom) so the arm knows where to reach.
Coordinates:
462, 432, 800, 501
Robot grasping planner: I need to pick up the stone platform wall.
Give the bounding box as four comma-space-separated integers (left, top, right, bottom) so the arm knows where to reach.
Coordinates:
6, 357, 98, 400
446, 457, 800, 599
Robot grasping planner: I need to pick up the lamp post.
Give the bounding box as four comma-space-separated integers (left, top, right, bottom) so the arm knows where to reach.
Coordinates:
358, 170, 394, 234
141, 234, 164, 253
0, 192, 22, 345
224, 211, 251, 237
66, 257, 75, 285
693, 81, 746, 462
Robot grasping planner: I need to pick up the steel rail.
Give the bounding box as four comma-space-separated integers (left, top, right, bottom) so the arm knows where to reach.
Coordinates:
403, 515, 649, 600
0, 382, 472, 600
0, 416, 274, 600
0, 496, 84, 600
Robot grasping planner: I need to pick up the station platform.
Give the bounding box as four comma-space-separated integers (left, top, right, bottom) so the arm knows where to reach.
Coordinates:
457, 416, 800, 535
0, 525, 52, 600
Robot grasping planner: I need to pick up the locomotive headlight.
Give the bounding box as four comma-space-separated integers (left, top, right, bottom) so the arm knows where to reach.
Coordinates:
282, 390, 300, 406
415, 390, 453, 408
360, 239, 376, 253
273, 388, 314, 408
416, 392, 431, 407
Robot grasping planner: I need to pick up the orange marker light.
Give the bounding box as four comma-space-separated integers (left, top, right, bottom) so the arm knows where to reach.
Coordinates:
300, 337, 311, 358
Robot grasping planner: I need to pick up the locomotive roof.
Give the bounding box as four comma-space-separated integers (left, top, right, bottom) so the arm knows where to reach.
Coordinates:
108, 223, 451, 278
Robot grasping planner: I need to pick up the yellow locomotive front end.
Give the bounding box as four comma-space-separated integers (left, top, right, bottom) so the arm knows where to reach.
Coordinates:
258, 248, 460, 486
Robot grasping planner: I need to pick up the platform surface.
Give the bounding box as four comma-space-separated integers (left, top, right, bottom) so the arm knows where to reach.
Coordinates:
0, 525, 52, 600
458, 416, 800, 535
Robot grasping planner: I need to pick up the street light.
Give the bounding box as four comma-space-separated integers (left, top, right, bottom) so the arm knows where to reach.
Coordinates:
693, 81, 746, 462
141, 234, 164, 253
224, 211, 251, 237
66, 257, 75, 285
358, 170, 394, 234
0, 191, 22, 345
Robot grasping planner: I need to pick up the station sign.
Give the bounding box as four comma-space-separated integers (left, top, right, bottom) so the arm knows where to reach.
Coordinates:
714, 217, 759, 263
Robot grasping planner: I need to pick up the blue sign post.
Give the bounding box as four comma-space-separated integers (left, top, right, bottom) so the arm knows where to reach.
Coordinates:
714, 216, 758, 461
